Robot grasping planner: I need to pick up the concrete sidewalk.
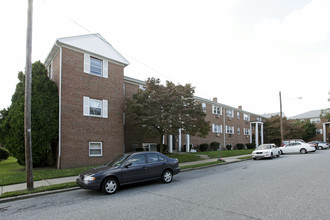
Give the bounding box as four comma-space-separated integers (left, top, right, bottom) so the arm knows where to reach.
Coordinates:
0, 154, 251, 197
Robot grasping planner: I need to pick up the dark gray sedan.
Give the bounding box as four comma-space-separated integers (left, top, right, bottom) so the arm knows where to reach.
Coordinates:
76, 152, 180, 194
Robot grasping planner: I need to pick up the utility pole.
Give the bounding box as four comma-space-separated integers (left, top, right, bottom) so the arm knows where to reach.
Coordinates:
25, 0, 34, 190
279, 91, 284, 143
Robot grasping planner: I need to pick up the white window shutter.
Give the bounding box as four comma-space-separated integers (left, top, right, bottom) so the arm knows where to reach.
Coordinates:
103, 60, 108, 78
102, 100, 108, 118
83, 96, 90, 116
84, 54, 90, 73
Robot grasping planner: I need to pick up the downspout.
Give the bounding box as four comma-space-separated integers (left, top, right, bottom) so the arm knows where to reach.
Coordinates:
55, 42, 62, 169
223, 107, 226, 150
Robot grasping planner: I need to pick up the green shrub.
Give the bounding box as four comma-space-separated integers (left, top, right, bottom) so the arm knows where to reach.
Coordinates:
236, 143, 245, 150
156, 144, 168, 153
245, 143, 256, 149
210, 142, 220, 151
182, 144, 193, 152
199, 143, 209, 152
0, 147, 10, 160
226, 144, 232, 150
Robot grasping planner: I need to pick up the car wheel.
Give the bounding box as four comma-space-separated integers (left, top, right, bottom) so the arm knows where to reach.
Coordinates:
300, 148, 307, 154
319, 147, 323, 150
102, 177, 118, 195
280, 150, 283, 155
253, 158, 257, 160
161, 170, 173, 183
270, 153, 273, 159
277, 152, 280, 157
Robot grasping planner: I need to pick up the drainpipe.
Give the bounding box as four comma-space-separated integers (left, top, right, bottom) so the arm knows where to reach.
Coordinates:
55, 42, 62, 169
223, 107, 226, 150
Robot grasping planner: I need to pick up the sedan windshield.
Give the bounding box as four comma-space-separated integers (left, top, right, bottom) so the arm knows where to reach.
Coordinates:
107, 154, 131, 167
257, 145, 271, 150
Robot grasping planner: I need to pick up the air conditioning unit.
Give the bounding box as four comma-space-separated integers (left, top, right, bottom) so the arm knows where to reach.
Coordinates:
228, 117, 232, 121
216, 133, 220, 137
216, 114, 220, 118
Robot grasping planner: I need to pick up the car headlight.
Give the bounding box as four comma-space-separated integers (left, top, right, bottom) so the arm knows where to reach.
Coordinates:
84, 175, 95, 184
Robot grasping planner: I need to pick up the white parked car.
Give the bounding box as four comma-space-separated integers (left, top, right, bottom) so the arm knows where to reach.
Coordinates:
252, 144, 280, 160
308, 141, 329, 150
279, 142, 316, 154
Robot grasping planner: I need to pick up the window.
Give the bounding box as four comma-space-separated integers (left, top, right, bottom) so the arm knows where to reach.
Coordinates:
212, 124, 222, 133
48, 61, 53, 79
84, 53, 108, 78
226, 126, 234, 134
90, 57, 102, 75
244, 113, 250, 121
316, 129, 322, 135
226, 109, 234, 118
83, 96, 108, 118
202, 103, 206, 112
212, 105, 222, 115
128, 154, 146, 166
89, 142, 102, 157
237, 112, 240, 119
244, 128, 250, 135
310, 118, 321, 124
237, 127, 240, 135
147, 153, 165, 163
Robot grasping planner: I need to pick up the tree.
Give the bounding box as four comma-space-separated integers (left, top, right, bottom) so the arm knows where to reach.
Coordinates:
320, 91, 330, 121
126, 78, 210, 152
0, 61, 58, 166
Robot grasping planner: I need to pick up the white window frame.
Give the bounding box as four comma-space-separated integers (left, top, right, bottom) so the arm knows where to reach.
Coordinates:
84, 53, 108, 78
244, 113, 250, 121
202, 103, 206, 112
316, 129, 322, 134
226, 126, 234, 134
89, 142, 102, 157
310, 118, 321, 124
226, 109, 234, 118
212, 105, 222, 115
212, 124, 222, 133
83, 96, 108, 118
48, 61, 53, 79
237, 112, 240, 119
237, 127, 240, 135
244, 128, 250, 135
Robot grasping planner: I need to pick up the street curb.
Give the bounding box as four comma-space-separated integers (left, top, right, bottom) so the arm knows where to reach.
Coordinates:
0, 187, 80, 204
0, 158, 251, 204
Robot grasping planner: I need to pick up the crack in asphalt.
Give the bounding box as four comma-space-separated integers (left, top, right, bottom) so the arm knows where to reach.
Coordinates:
141, 190, 261, 220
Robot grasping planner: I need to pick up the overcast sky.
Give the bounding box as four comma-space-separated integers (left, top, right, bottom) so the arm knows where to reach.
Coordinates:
0, 0, 329, 117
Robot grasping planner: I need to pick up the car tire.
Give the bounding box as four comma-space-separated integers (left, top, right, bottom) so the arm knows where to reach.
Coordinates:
300, 148, 307, 154
102, 177, 118, 195
319, 147, 323, 150
161, 170, 173, 183
280, 150, 283, 155
277, 152, 280, 157
270, 153, 273, 159
253, 158, 256, 160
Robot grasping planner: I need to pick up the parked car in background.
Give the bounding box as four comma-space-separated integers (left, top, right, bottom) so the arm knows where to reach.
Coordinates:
279, 142, 316, 154
309, 141, 329, 150
252, 144, 280, 160
281, 139, 306, 147
76, 152, 180, 195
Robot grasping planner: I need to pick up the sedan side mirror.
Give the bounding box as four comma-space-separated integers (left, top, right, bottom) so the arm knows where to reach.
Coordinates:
125, 162, 132, 168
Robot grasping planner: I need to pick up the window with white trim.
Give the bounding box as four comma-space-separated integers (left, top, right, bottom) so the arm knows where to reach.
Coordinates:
226, 109, 234, 117
84, 53, 108, 78
226, 126, 234, 134
89, 142, 102, 157
316, 129, 322, 134
310, 118, 321, 124
237, 127, 240, 135
244, 128, 250, 135
47, 61, 53, 79
83, 96, 108, 118
244, 113, 250, 121
212, 124, 222, 133
212, 105, 222, 115
237, 112, 240, 119
202, 103, 206, 112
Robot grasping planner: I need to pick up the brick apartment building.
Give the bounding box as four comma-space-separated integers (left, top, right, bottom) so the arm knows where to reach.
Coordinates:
288, 110, 330, 142
45, 34, 265, 168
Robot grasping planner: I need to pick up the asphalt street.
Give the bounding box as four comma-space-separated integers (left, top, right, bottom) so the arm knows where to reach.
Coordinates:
1, 150, 330, 220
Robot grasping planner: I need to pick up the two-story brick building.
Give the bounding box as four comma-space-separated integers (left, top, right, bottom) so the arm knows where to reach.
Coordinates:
45, 34, 264, 168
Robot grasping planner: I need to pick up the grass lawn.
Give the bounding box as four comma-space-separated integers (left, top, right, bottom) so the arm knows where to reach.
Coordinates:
0, 157, 96, 186
196, 149, 254, 158
165, 153, 203, 163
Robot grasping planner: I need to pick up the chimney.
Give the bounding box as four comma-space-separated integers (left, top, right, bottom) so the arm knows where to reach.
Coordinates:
238, 105, 242, 110
213, 97, 218, 103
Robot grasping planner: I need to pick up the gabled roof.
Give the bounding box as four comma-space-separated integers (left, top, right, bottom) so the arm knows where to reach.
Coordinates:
45, 33, 129, 67
288, 109, 322, 120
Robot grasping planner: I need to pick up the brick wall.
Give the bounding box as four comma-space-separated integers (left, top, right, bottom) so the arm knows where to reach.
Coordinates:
58, 47, 125, 168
